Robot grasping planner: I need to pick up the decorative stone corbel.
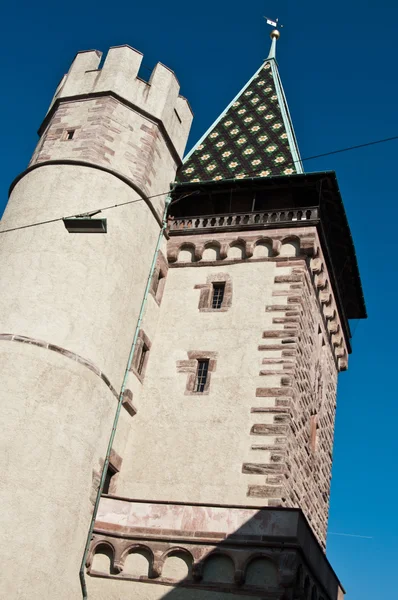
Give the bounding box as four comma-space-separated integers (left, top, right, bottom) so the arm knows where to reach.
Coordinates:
149, 557, 162, 579
327, 320, 339, 335
319, 291, 331, 305
314, 273, 327, 289
220, 242, 229, 260
234, 568, 245, 586
310, 257, 323, 275
245, 240, 253, 259
167, 248, 178, 263
324, 307, 336, 321
272, 239, 281, 256
192, 561, 203, 582
194, 244, 203, 261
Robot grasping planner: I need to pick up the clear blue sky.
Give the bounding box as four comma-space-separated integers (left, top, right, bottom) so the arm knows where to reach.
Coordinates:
0, 1, 396, 598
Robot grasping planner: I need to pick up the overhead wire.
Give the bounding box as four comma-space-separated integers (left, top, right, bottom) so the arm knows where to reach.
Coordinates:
1, 133, 398, 235
217, 133, 398, 180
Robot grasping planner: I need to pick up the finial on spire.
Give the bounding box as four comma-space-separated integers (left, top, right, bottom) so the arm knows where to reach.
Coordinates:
264, 16, 282, 59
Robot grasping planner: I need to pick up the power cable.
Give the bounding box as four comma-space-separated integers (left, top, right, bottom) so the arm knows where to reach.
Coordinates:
1, 133, 397, 235
0, 191, 171, 234
214, 133, 398, 180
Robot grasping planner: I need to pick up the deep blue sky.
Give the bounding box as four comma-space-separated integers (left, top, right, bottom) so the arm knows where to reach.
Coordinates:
1, 1, 396, 598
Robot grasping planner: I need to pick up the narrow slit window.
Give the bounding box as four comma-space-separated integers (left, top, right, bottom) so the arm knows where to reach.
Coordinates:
153, 270, 164, 296
66, 129, 75, 140
137, 344, 149, 375
102, 463, 117, 495
195, 359, 209, 393
212, 282, 225, 309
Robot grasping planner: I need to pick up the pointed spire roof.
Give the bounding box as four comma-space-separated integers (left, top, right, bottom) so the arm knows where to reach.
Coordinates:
176, 30, 303, 184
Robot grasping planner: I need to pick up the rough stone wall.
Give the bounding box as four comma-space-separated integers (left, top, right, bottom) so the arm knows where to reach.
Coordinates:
249, 259, 338, 547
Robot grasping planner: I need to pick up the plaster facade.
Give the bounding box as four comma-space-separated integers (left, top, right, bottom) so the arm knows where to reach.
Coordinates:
0, 46, 191, 599
115, 226, 342, 549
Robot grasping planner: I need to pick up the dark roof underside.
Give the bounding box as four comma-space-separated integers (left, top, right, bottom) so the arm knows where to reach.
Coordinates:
171, 171, 367, 327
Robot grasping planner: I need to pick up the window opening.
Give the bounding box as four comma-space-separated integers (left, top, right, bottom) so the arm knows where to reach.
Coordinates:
153, 270, 165, 296
174, 108, 182, 123
137, 344, 149, 375
195, 359, 209, 393
66, 129, 75, 140
103, 463, 117, 495
212, 282, 225, 309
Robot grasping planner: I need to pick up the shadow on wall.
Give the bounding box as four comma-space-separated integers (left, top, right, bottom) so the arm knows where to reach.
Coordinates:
89, 510, 329, 600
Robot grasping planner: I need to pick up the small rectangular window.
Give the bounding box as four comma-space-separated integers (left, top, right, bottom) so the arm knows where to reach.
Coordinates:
153, 270, 165, 297
103, 463, 117, 495
195, 359, 209, 393
174, 108, 182, 123
66, 129, 75, 140
212, 282, 225, 309
137, 344, 149, 375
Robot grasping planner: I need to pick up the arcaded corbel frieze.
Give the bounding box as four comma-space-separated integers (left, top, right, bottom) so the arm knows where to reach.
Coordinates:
308, 235, 349, 370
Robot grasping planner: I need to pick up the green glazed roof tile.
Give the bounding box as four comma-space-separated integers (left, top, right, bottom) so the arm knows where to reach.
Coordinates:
176, 57, 302, 184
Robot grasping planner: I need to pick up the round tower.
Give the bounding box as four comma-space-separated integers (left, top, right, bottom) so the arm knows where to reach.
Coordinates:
0, 45, 192, 599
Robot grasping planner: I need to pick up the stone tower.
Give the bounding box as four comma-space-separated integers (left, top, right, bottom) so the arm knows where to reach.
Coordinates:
0, 46, 192, 599
0, 32, 365, 600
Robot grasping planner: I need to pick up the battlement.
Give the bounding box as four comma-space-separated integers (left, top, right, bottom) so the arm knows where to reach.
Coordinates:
48, 45, 193, 157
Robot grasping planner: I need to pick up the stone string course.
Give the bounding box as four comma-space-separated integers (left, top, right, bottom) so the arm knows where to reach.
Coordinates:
0, 332, 136, 416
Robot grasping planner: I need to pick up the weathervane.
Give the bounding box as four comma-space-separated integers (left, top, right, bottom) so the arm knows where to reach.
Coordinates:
264, 16, 283, 30
264, 16, 282, 58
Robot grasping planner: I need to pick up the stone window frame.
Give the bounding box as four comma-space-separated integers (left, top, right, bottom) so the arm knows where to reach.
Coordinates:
91, 448, 122, 503
131, 329, 152, 383
150, 251, 168, 306
176, 351, 218, 396
102, 448, 122, 496
194, 273, 232, 312
61, 127, 80, 141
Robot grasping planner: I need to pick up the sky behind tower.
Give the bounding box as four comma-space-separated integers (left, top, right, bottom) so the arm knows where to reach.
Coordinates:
0, 1, 396, 598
